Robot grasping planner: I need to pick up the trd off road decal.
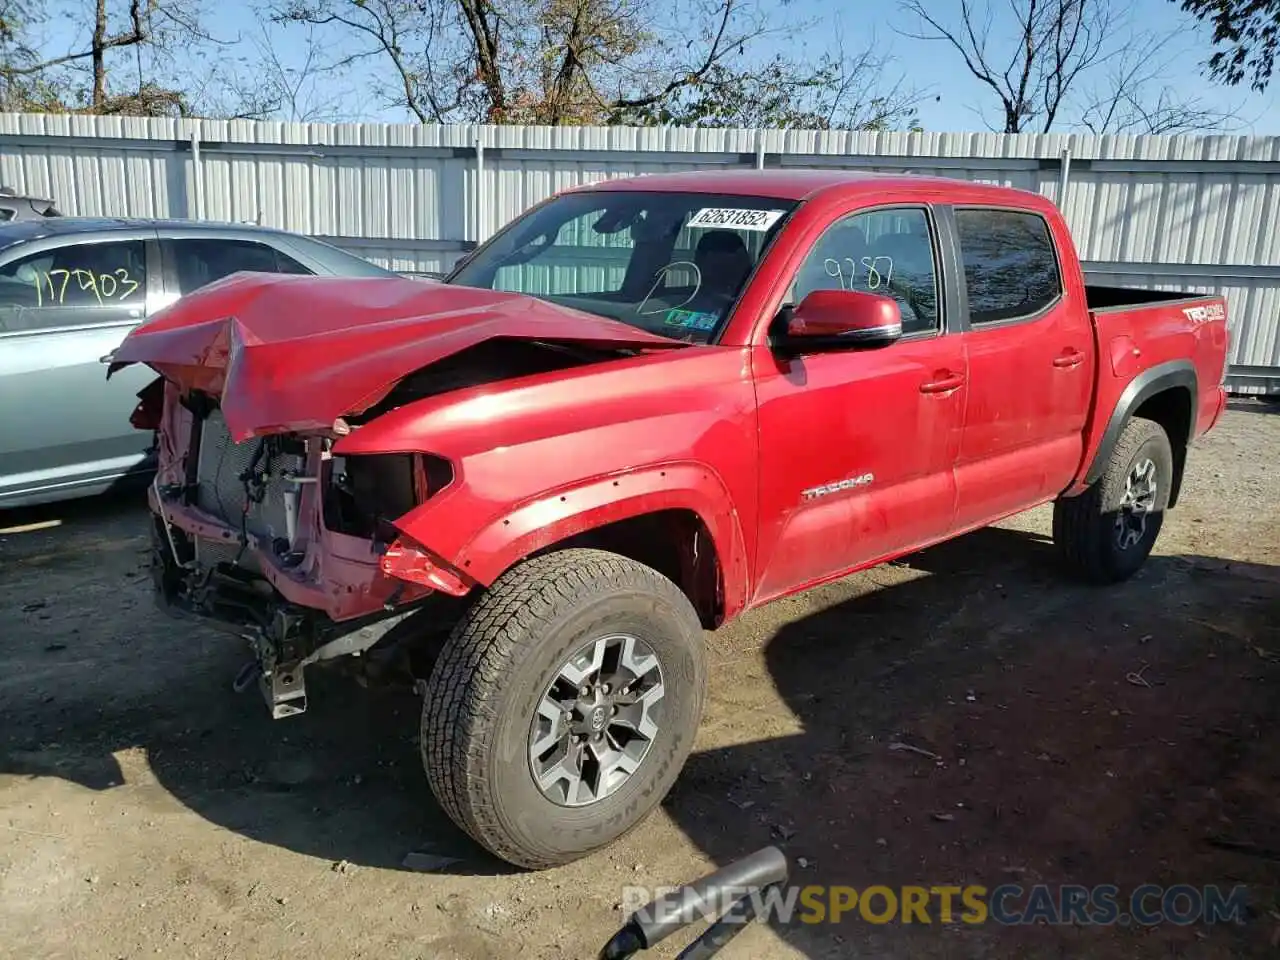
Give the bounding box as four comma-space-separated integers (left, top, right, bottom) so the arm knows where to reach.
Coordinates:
686, 208, 785, 231
1182, 303, 1226, 325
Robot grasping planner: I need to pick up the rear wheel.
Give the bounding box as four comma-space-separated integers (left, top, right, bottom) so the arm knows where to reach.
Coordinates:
421, 548, 707, 869
1053, 417, 1173, 584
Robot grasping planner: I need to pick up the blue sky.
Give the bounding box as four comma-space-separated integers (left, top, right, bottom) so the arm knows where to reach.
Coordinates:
29, 0, 1280, 134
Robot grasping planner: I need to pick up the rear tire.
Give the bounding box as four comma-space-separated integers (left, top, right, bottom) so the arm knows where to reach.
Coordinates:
421, 548, 707, 869
1053, 417, 1173, 584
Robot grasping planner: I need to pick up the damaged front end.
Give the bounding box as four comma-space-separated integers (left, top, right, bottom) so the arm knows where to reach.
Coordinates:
111, 274, 687, 718
148, 384, 463, 718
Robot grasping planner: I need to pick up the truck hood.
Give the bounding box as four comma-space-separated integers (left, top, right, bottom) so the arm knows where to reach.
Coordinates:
107, 272, 685, 442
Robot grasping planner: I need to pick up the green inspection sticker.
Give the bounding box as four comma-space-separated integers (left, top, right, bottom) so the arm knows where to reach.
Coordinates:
663, 309, 719, 331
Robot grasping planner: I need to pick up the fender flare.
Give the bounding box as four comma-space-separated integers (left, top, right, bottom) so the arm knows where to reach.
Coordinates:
418, 462, 752, 618
1084, 359, 1197, 487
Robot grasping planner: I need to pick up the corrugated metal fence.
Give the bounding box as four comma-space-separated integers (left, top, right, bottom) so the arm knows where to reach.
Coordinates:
1, 113, 1277, 393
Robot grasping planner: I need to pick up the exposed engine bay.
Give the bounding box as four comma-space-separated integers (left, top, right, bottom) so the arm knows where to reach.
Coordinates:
146, 336, 647, 719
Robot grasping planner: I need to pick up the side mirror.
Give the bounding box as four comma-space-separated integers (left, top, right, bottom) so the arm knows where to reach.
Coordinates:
772, 289, 903, 356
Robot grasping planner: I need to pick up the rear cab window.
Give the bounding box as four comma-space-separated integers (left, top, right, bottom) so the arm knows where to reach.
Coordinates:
953, 208, 1062, 325
0, 239, 147, 333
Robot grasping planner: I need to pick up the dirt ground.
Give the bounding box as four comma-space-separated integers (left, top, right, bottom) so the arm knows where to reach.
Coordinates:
2, 403, 1278, 960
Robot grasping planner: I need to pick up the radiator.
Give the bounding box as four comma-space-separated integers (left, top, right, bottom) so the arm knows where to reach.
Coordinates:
192, 410, 304, 567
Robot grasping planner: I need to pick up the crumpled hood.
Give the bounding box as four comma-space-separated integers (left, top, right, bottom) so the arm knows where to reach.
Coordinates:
107, 272, 684, 442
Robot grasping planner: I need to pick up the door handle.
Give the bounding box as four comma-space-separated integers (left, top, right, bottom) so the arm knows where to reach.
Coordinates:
920, 372, 965, 394
1053, 349, 1085, 368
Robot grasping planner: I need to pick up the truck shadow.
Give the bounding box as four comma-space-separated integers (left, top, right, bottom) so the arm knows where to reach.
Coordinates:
1228, 398, 1280, 416
2, 499, 1278, 951
664, 530, 1280, 958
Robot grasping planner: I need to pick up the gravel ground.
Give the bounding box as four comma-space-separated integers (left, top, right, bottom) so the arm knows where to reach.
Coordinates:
1, 402, 1277, 960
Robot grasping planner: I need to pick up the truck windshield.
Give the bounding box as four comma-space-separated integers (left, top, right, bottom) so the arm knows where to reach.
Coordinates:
448, 191, 797, 344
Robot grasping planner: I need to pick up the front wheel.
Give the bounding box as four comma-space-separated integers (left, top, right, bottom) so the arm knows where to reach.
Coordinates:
421, 548, 707, 869
1053, 417, 1174, 584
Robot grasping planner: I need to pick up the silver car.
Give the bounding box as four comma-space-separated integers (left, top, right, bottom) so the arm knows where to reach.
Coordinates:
0, 218, 395, 509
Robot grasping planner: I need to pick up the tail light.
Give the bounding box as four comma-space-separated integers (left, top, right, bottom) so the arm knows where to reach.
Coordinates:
1221, 325, 1231, 386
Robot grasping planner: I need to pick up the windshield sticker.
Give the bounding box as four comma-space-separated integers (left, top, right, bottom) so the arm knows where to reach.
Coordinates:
687, 208, 785, 232
664, 308, 718, 332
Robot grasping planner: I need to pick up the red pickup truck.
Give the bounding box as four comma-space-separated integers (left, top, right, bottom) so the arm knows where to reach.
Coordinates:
110, 169, 1229, 871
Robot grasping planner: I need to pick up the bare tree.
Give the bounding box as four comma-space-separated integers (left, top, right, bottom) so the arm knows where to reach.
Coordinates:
796, 30, 927, 131
188, 20, 356, 122
0, 0, 46, 109
2, 0, 154, 109
251, 24, 354, 122
273, 0, 921, 128
273, 0, 466, 122
897, 0, 1122, 133
1078, 37, 1242, 134
0, 0, 22, 41
898, 0, 1240, 134
0, 0, 220, 115
0, 0, 36, 63
621, 29, 923, 129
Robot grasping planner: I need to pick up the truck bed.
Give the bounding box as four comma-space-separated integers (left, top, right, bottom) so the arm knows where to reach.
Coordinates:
1084, 283, 1209, 312
1067, 284, 1230, 499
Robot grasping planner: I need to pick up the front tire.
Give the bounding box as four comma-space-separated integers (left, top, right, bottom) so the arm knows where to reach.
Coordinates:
1053, 417, 1174, 584
421, 548, 707, 869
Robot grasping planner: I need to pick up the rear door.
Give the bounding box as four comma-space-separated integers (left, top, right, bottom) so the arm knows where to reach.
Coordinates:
947, 207, 1096, 529
752, 204, 967, 601
0, 233, 162, 504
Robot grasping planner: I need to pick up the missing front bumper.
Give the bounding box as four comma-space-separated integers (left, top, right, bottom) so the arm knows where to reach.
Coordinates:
149, 516, 425, 719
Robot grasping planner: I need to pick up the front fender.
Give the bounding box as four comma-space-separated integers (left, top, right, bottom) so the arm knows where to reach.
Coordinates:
395, 462, 751, 617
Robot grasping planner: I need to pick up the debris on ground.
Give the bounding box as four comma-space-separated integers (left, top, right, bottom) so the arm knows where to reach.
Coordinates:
888, 741, 942, 761
402, 851, 464, 872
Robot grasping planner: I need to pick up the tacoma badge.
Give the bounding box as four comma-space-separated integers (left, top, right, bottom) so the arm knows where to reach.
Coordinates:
801, 473, 874, 501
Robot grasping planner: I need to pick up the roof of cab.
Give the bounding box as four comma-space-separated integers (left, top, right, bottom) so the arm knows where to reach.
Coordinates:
567, 168, 1047, 206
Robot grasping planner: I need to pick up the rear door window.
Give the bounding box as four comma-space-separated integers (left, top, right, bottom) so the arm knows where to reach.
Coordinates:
954, 209, 1062, 325
169, 238, 312, 294
0, 239, 147, 333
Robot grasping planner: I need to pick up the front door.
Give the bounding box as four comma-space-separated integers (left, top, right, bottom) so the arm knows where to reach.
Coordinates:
753, 205, 966, 603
